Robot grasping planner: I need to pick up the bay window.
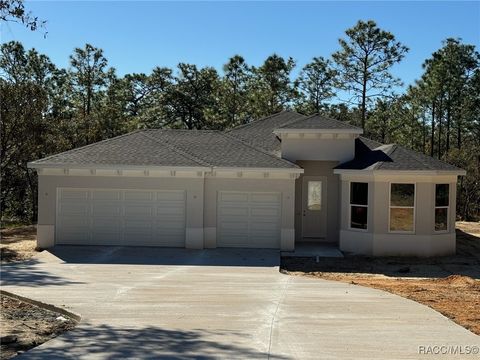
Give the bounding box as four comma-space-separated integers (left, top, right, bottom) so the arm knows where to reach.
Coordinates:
435, 184, 449, 231
350, 182, 368, 230
389, 183, 415, 232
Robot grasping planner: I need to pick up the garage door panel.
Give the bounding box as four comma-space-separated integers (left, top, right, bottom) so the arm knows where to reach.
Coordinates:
57, 188, 186, 247
91, 190, 121, 201
250, 207, 280, 217
157, 191, 185, 201
57, 232, 90, 244
58, 216, 90, 228
217, 191, 281, 249
155, 220, 185, 229
59, 189, 89, 201
250, 193, 281, 204
124, 218, 153, 228
124, 205, 154, 217
125, 227, 153, 239
59, 203, 89, 216
157, 229, 185, 236
220, 192, 249, 203
219, 207, 249, 216
156, 206, 184, 216
124, 191, 154, 202
250, 222, 280, 231
92, 204, 122, 216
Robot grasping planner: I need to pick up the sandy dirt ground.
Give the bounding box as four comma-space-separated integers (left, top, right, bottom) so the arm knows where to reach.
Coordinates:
0, 226, 37, 263
1, 227, 77, 358
282, 221, 480, 336
0, 294, 77, 359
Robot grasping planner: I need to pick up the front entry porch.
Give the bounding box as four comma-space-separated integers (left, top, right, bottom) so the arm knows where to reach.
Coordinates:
282, 241, 344, 258
294, 160, 341, 246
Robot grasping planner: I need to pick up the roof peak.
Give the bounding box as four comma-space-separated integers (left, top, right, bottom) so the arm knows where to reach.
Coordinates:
277, 113, 363, 132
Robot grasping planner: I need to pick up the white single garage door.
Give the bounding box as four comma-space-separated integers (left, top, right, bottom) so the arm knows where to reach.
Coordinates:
56, 188, 186, 246
217, 191, 281, 248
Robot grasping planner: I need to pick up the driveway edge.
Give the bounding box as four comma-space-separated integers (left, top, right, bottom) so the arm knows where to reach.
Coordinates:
0, 289, 82, 322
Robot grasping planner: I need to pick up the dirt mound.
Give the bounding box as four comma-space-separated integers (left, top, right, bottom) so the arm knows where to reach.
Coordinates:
435, 275, 477, 287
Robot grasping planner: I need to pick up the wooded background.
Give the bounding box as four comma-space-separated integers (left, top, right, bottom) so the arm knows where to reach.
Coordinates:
1, 5, 479, 223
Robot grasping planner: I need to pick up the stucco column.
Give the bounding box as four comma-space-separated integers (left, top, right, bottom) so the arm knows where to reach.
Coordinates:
280, 180, 296, 251
36, 174, 56, 249
185, 179, 205, 249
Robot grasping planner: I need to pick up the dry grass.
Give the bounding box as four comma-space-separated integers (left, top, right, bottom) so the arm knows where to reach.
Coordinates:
282, 221, 480, 336
0, 226, 38, 263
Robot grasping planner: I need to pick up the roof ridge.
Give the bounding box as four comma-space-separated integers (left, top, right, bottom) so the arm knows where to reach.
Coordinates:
29, 130, 144, 165
359, 136, 383, 147
220, 132, 300, 168
143, 129, 219, 133
139, 131, 212, 167
226, 110, 305, 132
279, 113, 362, 130
375, 143, 396, 154
278, 112, 316, 129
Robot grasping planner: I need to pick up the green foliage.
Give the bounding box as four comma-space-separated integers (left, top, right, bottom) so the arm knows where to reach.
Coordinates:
295, 57, 337, 114
0, 0, 45, 31
249, 54, 297, 117
332, 20, 408, 128
218, 55, 252, 127
371, 39, 480, 219
1, 22, 479, 222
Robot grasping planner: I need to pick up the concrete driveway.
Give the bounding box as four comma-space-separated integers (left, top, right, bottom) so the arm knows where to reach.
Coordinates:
1, 246, 478, 359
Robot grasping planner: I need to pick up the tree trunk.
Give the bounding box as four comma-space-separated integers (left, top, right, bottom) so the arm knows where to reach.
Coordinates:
411, 106, 415, 149
438, 97, 443, 159
446, 102, 451, 153
361, 63, 368, 130
24, 166, 37, 223
422, 116, 426, 154
430, 101, 435, 157
457, 117, 462, 149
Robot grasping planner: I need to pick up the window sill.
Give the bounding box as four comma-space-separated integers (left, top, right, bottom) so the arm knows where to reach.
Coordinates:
348, 227, 369, 233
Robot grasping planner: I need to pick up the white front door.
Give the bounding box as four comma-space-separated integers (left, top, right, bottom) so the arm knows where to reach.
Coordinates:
301, 176, 327, 239
217, 191, 281, 248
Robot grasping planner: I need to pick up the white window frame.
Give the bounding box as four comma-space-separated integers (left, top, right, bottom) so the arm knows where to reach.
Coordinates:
388, 182, 416, 234
434, 183, 450, 233
348, 181, 368, 232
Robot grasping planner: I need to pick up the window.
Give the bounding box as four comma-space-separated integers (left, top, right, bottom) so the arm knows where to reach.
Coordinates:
350, 182, 368, 230
389, 183, 415, 232
435, 184, 449, 231
307, 181, 322, 210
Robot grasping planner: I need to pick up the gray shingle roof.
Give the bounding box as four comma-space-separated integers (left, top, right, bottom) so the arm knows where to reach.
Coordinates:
227, 110, 306, 154
336, 139, 464, 172
277, 114, 362, 131
30, 128, 300, 170
30, 109, 462, 173
30, 131, 205, 168
142, 129, 299, 169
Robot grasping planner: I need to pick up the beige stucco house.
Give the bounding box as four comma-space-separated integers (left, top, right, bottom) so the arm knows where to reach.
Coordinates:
28, 111, 465, 256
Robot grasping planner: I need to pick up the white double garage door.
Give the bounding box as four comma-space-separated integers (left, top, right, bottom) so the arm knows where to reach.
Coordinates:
56, 188, 281, 248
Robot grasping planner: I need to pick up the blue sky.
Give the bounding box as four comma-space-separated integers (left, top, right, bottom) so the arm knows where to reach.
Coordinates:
2, 1, 479, 90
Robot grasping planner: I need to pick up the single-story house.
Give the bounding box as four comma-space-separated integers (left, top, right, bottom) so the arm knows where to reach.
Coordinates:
28, 111, 465, 256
